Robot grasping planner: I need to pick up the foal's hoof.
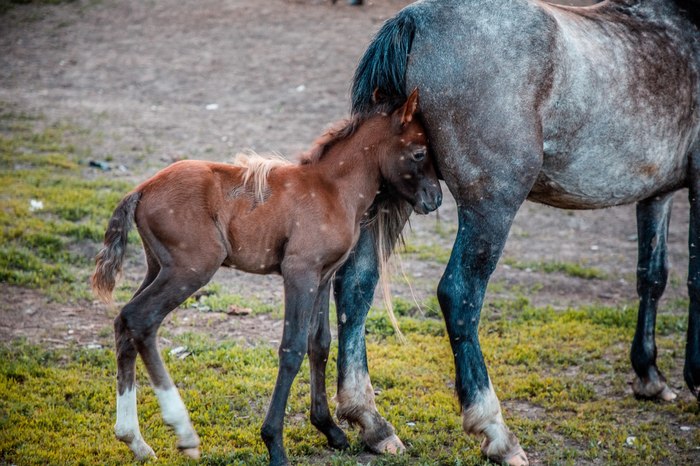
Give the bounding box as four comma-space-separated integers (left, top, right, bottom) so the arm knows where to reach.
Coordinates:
481, 438, 529, 466
327, 429, 351, 450
132, 441, 156, 461
370, 434, 405, 454
632, 378, 677, 401
180, 447, 201, 459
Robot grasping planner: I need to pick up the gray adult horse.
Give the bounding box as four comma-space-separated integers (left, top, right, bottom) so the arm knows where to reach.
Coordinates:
332, 1, 700, 464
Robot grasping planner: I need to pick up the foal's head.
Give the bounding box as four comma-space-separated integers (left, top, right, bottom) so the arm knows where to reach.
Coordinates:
374, 88, 442, 214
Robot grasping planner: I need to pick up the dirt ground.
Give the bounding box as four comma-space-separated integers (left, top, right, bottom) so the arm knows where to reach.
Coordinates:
0, 0, 690, 344
0, 0, 696, 459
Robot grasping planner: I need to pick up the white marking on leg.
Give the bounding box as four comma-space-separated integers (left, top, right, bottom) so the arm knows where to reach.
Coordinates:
335, 370, 377, 425
462, 380, 528, 466
335, 371, 405, 454
115, 386, 155, 460
154, 386, 200, 450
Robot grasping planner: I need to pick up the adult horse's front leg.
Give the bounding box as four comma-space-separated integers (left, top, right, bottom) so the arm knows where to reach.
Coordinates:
432, 120, 541, 465
261, 267, 319, 466
438, 205, 529, 466
631, 193, 677, 401
333, 229, 406, 454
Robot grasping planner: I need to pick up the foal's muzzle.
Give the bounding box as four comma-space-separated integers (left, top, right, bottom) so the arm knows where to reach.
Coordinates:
413, 186, 442, 214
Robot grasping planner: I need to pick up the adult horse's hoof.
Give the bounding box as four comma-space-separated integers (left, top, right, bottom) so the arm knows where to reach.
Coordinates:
481, 438, 529, 466
632, 378, 677, 401
369, 434, 405, 454
180, 447, 201, 459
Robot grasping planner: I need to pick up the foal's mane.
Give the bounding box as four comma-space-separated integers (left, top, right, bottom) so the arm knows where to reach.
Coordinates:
298, 116, 362, 165
233, 152, 292, 203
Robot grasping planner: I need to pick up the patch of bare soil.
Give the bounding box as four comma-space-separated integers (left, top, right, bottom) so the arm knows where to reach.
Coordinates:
0, 0, 690, 357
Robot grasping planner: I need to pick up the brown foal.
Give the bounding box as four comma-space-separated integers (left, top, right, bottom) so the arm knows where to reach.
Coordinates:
91, 89, 442, 465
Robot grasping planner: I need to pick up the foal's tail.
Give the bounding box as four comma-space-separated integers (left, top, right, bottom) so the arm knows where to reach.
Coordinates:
353, 6, 419, 342
91, 192, 141, 303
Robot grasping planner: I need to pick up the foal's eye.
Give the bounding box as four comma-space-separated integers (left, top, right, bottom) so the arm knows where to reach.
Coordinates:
412, 150, 426, 162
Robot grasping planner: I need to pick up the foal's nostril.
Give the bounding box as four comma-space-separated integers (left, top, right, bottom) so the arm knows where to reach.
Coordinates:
436, 193, 443, 207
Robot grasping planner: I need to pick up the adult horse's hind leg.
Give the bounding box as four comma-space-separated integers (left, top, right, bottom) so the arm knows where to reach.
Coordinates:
631, 192, 677, 401
333, 229, 406, 454
308, 281, 349, 450
685, 151, 700, 399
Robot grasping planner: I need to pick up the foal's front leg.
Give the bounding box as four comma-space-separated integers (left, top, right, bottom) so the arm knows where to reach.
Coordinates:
261, 267, 320, 466
308, 281, 349, 449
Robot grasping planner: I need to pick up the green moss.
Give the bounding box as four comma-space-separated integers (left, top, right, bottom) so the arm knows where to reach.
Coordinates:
182, 283, 280, 316
0, 105, 131, 299
401, 240, 452, 264
1, 300, 697, 464
502, 258, 608, 280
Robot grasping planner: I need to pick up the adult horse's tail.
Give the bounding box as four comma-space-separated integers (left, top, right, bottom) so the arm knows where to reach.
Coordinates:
352, 7, 419, 343
91, 192, 141, 303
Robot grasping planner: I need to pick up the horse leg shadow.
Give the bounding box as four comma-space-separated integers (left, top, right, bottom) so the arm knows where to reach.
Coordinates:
684, 151, 700, 400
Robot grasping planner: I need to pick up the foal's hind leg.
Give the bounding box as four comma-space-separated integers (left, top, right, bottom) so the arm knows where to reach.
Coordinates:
631, 192, 677, 401
684, 152, 700, 399
114, 246, 161, 460
114, 315, 156, 460
308, 281, 349, 450
116, 243, 224, 459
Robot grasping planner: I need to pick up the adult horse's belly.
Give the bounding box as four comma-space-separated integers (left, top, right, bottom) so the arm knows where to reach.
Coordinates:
529, 134, 688, 210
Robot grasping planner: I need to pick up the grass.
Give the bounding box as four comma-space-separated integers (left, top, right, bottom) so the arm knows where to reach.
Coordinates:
2, 108, 699, 464
2, 302, 699, 465
182, 283, 281, 316
502, 258, 608, 280
402, 240, 452, 264
0, 106, 132, 299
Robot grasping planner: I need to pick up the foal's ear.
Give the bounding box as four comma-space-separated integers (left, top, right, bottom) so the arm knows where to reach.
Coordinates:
399, 88, 420, 125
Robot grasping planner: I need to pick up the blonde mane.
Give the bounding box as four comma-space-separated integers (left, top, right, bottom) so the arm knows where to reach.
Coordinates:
233, 152, 293, 203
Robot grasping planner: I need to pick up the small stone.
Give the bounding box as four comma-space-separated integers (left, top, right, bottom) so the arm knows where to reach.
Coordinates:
406, 422, 416, 427
85, 343, 103, 350
625, 436, 636, 446
680, 426, 692, 432
29, 199, 44, 211
170, 346, 188, 357
205, 103, 219, 110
